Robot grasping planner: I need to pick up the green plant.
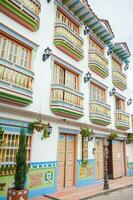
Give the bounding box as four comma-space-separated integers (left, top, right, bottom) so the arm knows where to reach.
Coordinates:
108, 132, 118, 140
0, 126, 4, 146
81, 160, 88, 167
14, 128, 29, 190
29, 119, 45, 132
29, 120, 51, 139
127, 134, 133, 143
80, 127, 93, 140
41, 124, 50, 139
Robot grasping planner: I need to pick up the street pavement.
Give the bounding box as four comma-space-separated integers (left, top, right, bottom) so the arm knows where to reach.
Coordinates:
87, 186, 133, 200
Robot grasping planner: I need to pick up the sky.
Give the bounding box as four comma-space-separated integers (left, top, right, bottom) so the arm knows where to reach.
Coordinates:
88, 0, 133, 110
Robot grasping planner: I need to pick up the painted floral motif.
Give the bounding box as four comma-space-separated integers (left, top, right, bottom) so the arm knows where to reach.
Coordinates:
29, 172, 43, 188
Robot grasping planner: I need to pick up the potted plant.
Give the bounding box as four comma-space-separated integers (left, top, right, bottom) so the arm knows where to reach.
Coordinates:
107, 132, 118, 140
127, 134, 133, 144
29, 119, 52, 139
29, 119, 45, 132
80, 127, 93, 140
0, 126, 4, 146
7, 128, 29, 200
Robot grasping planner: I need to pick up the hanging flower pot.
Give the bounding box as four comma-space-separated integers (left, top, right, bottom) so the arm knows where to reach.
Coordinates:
29, 120, 45, 132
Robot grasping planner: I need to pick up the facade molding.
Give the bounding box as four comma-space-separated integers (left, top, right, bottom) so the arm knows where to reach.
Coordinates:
51, 54, 83, 75
0, 23, 39, 50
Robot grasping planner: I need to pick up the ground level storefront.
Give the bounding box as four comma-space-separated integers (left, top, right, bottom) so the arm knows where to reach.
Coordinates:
0, 115, 130, 200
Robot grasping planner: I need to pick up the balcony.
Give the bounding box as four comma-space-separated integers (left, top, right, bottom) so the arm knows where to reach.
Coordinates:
115, 110, 130, 130
89, 50, 109, 78
50, 84, 84, 119
112, 68, 127, 91
54, 22, 84, 61
89, 100, 111, 126
0, 0, 41, 31
0, 58, 34, 105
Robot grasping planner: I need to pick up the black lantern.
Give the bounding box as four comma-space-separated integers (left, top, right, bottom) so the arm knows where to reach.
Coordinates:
124, 63, 129, 71
127, 98, 132, 106
48, 123, 52, 135
43, 47, 52, 61
109, 87, 116, 96
47, 0, 51, 2
84, 72, 91, 83
84, 25, 90, 35
107, 47, 113, 56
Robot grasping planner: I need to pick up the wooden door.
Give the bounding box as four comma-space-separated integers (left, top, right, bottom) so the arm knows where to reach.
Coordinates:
95, 138, 104, 180
112, 141, 124, 178
57, 134, 76, 190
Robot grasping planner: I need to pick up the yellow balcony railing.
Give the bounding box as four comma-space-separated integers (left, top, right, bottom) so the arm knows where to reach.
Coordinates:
0, 63, 34, 105
115, 110, 130, 130
89, 50, 109, 78
89, 100, 111, 126
54, 22, 84, 61
50, 84, 84, 118
112, 68, 127, 90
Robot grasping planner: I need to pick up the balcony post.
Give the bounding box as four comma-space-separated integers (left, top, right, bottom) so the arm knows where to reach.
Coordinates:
103, 138, 109, 190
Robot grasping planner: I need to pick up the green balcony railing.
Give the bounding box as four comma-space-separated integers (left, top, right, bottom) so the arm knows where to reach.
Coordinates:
0, 0, 41, 31
54, 22, 84, 61
115, 110, 130, 130
89, 100, 111, 126
89, 50, 109, 78
50, 84, 84, 119
112, 68, 127, 91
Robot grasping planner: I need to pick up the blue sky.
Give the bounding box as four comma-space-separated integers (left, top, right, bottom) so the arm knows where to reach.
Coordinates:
88, 0, 133, 110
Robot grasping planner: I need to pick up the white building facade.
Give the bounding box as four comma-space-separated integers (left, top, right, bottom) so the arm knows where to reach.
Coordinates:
0, 0, 132, 199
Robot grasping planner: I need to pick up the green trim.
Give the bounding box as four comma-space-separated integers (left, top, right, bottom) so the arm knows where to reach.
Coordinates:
90, 117, 111, 126
113, 80, 127, 91
0, 91, 32, 105
1, 0, 39, 31
115, 124, 129, 131
51, 108, 83, 119
89, 63, 109, 78
54, 40, 84, 60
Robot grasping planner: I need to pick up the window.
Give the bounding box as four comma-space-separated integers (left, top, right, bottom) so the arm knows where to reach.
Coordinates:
56, 9, 79, 34
0, 35, 31, 69
90, 84, 106, 103
53, 63, 79, 91
89, 38, 104, 55
0, 133, 31, 163
112, 58, 122, 71
116, 97, 125, 111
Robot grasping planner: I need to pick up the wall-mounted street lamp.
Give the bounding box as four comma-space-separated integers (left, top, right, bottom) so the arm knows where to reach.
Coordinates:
47, 0, 51, 2
109, 87, 116, 96
127, 98, 132, 106
84, 72, 91, 83
107, 47, 113, 56
124, 63, 129, 71
84, 25, 90, 35
42, 47, 52, 61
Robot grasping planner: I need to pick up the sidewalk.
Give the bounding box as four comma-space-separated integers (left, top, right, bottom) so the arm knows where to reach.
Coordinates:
30, 176, 133, 200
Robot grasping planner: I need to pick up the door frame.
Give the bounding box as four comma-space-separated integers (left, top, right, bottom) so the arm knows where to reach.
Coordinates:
57, 132, 77, 190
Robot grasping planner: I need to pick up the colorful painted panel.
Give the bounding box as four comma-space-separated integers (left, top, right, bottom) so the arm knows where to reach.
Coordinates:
76, 160, 95, 187
127, 163, 133, 176
0, 162, 57, 200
